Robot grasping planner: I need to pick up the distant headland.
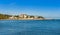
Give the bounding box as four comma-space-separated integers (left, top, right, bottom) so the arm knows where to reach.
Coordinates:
0, 13, 45, 20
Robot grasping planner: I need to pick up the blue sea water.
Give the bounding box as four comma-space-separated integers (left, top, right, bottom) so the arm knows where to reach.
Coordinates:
0, 20, 60, 35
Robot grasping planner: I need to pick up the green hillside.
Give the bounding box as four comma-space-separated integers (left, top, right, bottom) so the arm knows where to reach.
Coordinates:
0, 14, 12, 19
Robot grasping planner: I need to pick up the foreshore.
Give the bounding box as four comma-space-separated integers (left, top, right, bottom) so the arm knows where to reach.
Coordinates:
0, 19, 44, 20
0, 18, 56, 20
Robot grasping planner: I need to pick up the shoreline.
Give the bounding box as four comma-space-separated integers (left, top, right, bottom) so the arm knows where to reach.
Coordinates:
0, 18, 59, 20
0, 19, 44, 20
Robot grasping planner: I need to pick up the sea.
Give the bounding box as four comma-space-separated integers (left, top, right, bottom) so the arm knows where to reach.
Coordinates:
0, 20, 60, 35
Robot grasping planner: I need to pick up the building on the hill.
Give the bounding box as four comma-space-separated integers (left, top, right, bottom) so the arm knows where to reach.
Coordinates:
18, 14, 44, 20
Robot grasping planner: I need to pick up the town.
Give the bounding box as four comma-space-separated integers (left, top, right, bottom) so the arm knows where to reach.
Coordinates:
0, 14, 45, 20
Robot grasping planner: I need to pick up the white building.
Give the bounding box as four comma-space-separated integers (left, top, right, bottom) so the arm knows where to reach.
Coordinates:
19, 14, 28, 19
9, 16, 17, 19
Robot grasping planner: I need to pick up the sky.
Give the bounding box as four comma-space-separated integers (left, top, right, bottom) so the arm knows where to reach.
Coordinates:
0, 0, 60, 19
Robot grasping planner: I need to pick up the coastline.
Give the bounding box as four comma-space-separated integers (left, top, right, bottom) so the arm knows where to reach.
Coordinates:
0, 19, 44, 20
0, 19, 59, 20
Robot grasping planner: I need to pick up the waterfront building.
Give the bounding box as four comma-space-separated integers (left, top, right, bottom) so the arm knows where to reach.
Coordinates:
18, 14, 44, 20
9, 16, 17, 19
19, 14, 28, 19
9, 14, 44, 20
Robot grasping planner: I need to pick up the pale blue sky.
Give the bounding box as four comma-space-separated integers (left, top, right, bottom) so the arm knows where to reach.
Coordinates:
0, 0, 60, 19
